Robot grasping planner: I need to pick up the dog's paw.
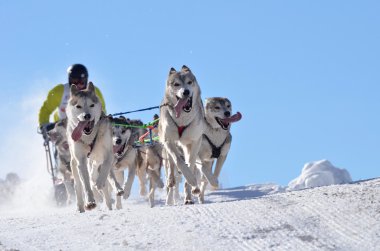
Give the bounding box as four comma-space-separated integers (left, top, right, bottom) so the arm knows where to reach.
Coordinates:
84, 201, 96, 211
184, 200, 194, 205
209, 177, 219, 188
191, 187, 201, 195
210, 184, 219, 191
116, 190, 124, 196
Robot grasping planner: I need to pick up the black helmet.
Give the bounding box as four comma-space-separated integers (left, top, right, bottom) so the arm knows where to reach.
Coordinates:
67, 64, 88, 85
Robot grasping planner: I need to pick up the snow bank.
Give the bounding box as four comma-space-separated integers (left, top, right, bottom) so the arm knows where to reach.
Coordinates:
287, 159, 352, 191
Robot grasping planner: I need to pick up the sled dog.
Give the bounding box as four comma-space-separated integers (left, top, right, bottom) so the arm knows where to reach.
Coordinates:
66, 82, 118, 212
111, 116, 147, 209
158, 65, 204, 204
47, 119, 75, 204
198, 97, 242, 203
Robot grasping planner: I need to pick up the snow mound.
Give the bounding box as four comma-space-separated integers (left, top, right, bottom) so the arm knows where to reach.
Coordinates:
287, 159, 352, 191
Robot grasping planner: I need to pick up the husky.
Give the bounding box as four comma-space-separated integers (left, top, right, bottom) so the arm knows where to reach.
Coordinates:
66, 82, 121, 212
47, 119, 75, 204
158, 65, 204, 204
111, 116, 147, 209
198, 97, 242, 203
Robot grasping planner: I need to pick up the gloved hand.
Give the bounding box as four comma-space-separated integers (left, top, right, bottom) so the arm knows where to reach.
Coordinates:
39, 122, 56, 142
40, 122, 56, 132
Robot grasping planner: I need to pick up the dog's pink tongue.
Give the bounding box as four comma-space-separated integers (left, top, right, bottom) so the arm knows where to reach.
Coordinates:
71, 121, 89, 141
174, 98, 188, 118
221, 112, 242, 124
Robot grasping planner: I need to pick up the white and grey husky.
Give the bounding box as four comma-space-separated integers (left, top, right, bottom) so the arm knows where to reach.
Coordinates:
198, 97, 242, 203
47, 119, 75, 204
111, 116, 146, 209
158, 65, 204, 204
66, 82, 120, 212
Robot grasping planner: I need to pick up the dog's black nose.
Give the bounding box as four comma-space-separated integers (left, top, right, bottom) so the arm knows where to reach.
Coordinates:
84, 114, 91, 120
224, 111, 231, 117
116, 138, 122, 145
183, 89, 190, 97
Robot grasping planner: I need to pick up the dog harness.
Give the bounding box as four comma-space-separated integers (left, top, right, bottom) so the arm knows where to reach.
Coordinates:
203, 134, 227, 159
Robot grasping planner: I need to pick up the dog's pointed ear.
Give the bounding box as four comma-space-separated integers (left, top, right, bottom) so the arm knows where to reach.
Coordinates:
169, 67, 177, 75
119, 116, 127, 122
61, 118, 68, 128
181, 65, 191, 73
70, 84, 79, 96
87, 82, 95, 93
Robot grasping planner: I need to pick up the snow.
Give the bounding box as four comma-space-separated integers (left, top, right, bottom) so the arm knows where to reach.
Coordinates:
287, 159, 352, 191
1, 175, 380, 250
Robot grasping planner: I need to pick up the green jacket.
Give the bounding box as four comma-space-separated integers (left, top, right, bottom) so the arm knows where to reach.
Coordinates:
38, 83, 106, 126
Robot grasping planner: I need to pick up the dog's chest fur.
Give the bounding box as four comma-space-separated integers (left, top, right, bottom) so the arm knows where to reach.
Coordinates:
159, 99, 204, 144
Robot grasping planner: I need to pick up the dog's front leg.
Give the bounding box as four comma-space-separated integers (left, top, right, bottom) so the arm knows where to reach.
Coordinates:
95, 156, 112, 190
123, 164, 136, 199
109, 168, 124, 196
186, 139, 202, 195
137, 156, 147, 196
199, 160, 213, 203
165, 152, 176, 188
102, 179, 113, 210
201, 159, 219, 188
77, 157, 96, 210
113, 169, 125, 209
212, 154, 228, 188
70, 158, 85, 212
164, 141, 197, 187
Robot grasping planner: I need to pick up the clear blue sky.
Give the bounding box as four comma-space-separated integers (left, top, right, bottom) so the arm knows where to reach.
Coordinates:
0, 1, 379, 187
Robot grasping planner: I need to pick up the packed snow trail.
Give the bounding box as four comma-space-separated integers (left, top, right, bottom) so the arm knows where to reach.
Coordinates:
0, 179, 379, 250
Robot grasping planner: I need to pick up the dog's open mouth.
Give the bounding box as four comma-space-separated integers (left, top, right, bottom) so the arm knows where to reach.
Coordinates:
113, 143, 125, 156
71, 120, 95, 141
215, 112, 242, 130
174, 96, 193, 118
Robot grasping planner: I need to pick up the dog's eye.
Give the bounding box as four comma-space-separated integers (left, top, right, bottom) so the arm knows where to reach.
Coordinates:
121, 129, 126, 134
76, 105, 82, 109
215, 106, 220, 110
90, 104, 95, 108
174, 82, 180, 87
187, 81, 193, 85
